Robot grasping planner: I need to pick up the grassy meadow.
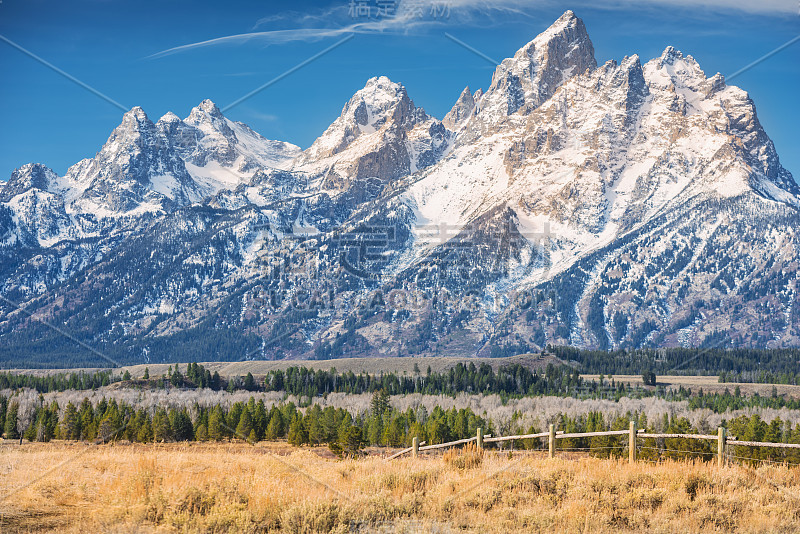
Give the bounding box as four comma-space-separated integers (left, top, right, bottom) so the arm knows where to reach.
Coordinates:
2, 441, 800, 533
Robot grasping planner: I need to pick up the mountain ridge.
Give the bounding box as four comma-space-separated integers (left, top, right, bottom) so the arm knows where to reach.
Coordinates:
1, 11, 798, 367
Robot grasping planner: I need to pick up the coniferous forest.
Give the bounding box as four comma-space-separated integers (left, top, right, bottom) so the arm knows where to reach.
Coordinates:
2, 360, 800, 464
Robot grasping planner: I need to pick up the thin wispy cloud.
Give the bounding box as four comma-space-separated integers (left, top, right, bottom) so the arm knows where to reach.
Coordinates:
252, 7, 352, 30
246, 111, 280, 122
620, 0, 797, 14
148, 27, 359, 58
147, 1, 533, 58
147, 0, 797, 59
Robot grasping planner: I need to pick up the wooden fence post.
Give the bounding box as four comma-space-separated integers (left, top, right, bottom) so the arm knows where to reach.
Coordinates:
412, 437, 419, 458
549, 424, 555, 459
629, 420, 637, 465
477, 427, 483, 450
717, 427, 726, 468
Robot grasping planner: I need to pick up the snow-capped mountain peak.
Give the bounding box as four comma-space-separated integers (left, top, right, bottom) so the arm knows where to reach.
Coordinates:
125, 105, 149, 121
185, 99, 231, 134
300, 76, 422, 160
647, 46, 715, 93
169, 99, 301, 194
61, 105, 202, 215
443, 86, 476, 130
350, 76, 426, 130
0, 163, 58, 202
2, 101, 302, 222
478, 10, 596, 121
156, 111, 182, 125
293, 76, 449, 186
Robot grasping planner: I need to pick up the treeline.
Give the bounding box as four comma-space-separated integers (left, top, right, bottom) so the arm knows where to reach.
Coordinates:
0, 362, 590, 398
687, 387, 800, 412
718, 370, 800, 385
160, 362, 226, 390
263, 363, 584, 398
553, 346, 800, 380
144, 364, 260, 392
0, 370, 118, 393
3, 392, 798, 464
0, 390, 488, 458
0, 364, 243, 394
159, 363, 800, 414
6, 362, 800, 415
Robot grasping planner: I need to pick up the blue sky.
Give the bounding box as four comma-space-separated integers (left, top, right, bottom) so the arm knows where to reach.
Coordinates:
0, 0, 798, 181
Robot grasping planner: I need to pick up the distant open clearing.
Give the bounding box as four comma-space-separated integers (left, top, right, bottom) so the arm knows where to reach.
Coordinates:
582, 374, 800, 398
5, 353, 563, 378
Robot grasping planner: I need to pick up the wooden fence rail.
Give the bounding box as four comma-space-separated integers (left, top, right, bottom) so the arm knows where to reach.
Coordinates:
556, 430, 629, 439
637, 433, 718, 440
387, 421, 800, 467
484, 431, 550, 443
418, 436, 486, 451
385, 441, 426, 461
727, 440, 800, 449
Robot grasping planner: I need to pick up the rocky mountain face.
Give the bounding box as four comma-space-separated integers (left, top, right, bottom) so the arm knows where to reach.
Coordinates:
292, 76, 452, 188
1, 11, 798, 367
442, 87, 477, 131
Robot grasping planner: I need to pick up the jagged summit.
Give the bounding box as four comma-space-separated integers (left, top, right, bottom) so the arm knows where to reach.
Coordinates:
478, 10, 596, 121
157, 111, 181, 124
645, 46, 726, 102
197, 98, 221, 112
443, 86, 476, 130
526, 10, 585, 50
0, 101, 300, 220
158, 99, 301, 194
339, 76, 424, 134
362, 76, 399, 89
292, 75, 447, 184
125, 106, 149, 120
659, 45, 682, 64
186, 99, 228, 126
648, 46, 709, 85
0, 163, 58, 202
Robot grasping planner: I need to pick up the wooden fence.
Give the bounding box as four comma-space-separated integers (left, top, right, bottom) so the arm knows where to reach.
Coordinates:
387, 422, 800, 467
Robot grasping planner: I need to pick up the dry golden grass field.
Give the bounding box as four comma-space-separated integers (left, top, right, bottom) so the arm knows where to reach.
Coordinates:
1, 441, 800, 533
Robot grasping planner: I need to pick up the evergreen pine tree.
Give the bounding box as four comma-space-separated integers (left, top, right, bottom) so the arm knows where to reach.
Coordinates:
370, 389, 390, 417
79, 398, 95, 440
137, 416, 153, 442
4, 402, 19, 439
253, 400, 267, 441
288, 416, 307, 446
60, 402, 79, 440
308, 412, 324, 446
97, 415, 116, 443
266, 412, 282, 440
244, 372, 256, 391
0, 395, 7, 432
236, 409, 253, 440
172, 409, 194, 441
208, 406, 225, 440
153, 408, 172, 442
